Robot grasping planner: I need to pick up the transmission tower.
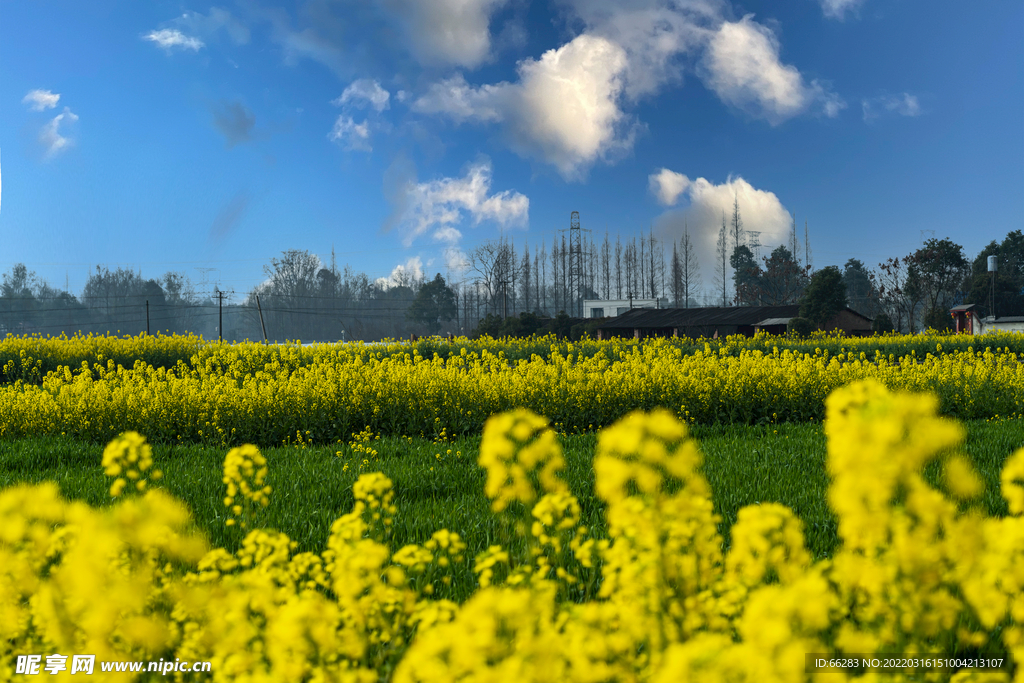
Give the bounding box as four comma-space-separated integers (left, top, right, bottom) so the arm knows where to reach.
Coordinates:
746, 231, 762, 261
568, 211, 583, 317
195, 267, 216, 292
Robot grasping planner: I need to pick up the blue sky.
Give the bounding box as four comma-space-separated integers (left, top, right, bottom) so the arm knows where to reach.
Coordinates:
1, 0, 1021, 301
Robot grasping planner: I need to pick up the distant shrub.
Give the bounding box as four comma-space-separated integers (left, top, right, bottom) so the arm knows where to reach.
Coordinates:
872, 313, 895, 334
787, 317, 813, 336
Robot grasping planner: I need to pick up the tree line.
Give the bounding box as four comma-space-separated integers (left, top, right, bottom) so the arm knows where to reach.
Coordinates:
2, 219, 1021, 340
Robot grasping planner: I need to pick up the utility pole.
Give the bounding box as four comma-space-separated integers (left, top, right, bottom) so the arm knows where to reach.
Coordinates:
256, 294, 268, 343
218, 290, 224, 342
146, 300, 150, 335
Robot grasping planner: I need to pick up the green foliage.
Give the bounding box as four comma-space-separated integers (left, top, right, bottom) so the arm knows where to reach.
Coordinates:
730, 245, 760, 306
2, 418, 1019, 602
908, 237, 971, 316
967, 232, 1024, 317
471, 311, 546, 340
800, 266, 848, 327
546, 311, 574, 340
924, 307, 955, 332
406, 273, 457, 334
758, 245, 806, 305
871, 312, 895, 334
842, 258, 877, 317
786, 317, 813, 336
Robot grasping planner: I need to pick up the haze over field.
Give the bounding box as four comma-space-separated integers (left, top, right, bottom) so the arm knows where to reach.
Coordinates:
0, 0, 1021, 301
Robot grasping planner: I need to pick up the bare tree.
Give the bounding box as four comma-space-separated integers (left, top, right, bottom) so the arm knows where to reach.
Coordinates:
875, 256, 918, 333
623, 238, 632, 299
639, 233, 647, 298
551, 234, 561, 313
537, 242, 547, 315
560, 234, 569, 312
715, 212, 728, 306
671, 242, 682, 307
601, 232, 611, 299
506, 236, 517, 316
658, 238, 666, 302
648, 227, 658, 301
680, 220, 701, 308
587, 234, 598, 301
469, 238, 519, 317
161, 271, 200, 333
731, 195, 745, 254
614, 234, 623, 299
520, 241, 532, 314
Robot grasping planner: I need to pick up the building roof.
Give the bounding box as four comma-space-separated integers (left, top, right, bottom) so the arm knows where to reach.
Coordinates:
950, 304, 977, 312
836, 307, 875, 323
598, 305, 802, 329
599, 305, 874, 330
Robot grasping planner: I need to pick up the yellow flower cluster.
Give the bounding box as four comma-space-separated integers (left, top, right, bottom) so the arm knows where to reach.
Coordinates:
0, 331, 204, 384
100, 430, 162, 496
222, 444, 271, 528
478, 409, 567, 512
0, 334, 1021, 445
1, 379, 1022, 682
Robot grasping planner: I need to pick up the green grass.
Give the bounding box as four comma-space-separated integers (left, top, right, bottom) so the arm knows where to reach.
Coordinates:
2, 418, 1022, 602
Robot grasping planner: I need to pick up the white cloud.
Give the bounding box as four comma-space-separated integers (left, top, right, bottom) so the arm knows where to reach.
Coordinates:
334, 79, 391, 112
23, 89, 60, 111
509, 35, 633, 178
143, 28, 205, 51
328, 116, 373, 152
701, 15, 842, 124
649, 168, 692, 206
392, 160, 529, 246
413, 74, 506, 123
414, 34, 633, 180
377, 256, 425, 289
862, 93, 922, 121
412, 3, 841, 177
820, 88, 848, 118
328, 80, 391, 151
39, 107, 79, 159
443, 246, 472, 275
653, 173, 792, 274
819, 0, 865, 20
378, 0, 510, 68
557, 0, 719, 101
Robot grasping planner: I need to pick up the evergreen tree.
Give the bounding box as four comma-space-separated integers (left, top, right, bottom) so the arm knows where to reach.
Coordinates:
406, 273, 457, 334
800, 266, 848, 328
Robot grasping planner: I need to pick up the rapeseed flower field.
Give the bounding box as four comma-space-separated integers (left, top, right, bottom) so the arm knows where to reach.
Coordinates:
0, 333, 1021, 681
0, 332, 1021, 445
0, 378, 1021, 681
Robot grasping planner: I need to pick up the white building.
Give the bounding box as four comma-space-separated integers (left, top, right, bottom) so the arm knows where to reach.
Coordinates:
950, 304, 1024, 334
583, 299, 665, 318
